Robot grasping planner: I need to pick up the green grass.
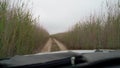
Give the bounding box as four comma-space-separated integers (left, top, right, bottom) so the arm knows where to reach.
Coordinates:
52, 0, 120, 50
0, 0, 49, 58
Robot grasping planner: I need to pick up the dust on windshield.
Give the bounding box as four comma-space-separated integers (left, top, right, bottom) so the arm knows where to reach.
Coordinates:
0, 0, 120, 58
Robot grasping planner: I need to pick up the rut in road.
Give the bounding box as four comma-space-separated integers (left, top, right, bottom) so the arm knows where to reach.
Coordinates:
53, 39, 67, 50
41, 38, 52, 52
41, 38, 67, 52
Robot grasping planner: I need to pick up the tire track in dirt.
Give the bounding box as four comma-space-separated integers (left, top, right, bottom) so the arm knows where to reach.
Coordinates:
53, 39, 67, 51
41, 38, 67, 52
41, 38, 52, 52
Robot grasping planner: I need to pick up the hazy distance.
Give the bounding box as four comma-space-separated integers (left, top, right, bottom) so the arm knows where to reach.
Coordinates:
24, 0, 106, 34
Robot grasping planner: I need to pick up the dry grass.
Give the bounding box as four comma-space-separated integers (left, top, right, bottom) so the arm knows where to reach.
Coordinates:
0, 0, 49, 58
52, 0, 120, 50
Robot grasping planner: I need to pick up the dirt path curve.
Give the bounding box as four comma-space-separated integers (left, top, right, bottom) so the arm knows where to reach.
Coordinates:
41, 38, 52, 52
53, 39, 67, 50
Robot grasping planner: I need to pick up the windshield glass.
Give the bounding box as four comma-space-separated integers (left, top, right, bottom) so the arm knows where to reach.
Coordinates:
0, 0, 120, 59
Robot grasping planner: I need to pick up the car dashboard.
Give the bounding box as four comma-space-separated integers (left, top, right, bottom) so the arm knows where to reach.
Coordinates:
0, 50, 120, 68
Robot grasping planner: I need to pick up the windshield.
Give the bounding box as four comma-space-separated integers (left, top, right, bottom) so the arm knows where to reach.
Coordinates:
0, 0, 120, 59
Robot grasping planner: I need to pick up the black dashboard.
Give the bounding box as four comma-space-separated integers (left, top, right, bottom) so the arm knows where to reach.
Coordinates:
0, 50, 120, 68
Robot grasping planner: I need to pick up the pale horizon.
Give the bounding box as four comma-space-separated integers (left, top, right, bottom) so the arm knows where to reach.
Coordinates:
24, 0, 107, 34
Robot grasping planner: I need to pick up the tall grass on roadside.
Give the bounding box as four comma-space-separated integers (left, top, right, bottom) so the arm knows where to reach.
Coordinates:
53, 0, 120, 50
0, 0, 49, 58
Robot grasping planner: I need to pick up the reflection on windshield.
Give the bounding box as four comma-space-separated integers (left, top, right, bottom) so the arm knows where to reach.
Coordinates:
0, 0, 120, 58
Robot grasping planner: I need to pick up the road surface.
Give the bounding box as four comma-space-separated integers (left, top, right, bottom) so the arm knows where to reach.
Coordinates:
41, 38, 52, 52
41, 38, 67, 52
53, 39, 67, 50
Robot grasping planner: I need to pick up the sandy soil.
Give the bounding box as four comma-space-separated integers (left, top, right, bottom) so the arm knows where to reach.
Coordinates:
53, 39, 67, 51
41, 38, 52, 52
41, 38, 67, 52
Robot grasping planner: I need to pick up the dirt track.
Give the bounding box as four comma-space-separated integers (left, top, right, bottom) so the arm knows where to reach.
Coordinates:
41, 38, 52, 52
53, 39, 67, 50
41, 38, 67, 52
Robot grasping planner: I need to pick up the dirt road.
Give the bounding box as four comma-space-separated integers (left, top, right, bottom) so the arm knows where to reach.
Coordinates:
53, 39, 67, 50
41, 38, 52, 52
41, 38, 67, 52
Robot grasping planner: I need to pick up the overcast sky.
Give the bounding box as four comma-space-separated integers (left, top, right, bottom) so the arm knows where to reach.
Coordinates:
23, 0, 107, 34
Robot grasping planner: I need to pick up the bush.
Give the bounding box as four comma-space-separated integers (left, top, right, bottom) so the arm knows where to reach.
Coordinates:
53, 0, 120, 50
0, 0, 49, 58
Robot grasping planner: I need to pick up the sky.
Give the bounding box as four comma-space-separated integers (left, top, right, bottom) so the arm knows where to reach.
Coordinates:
23, 0, 107, 34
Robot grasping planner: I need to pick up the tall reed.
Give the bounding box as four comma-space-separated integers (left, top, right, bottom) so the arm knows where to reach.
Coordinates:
53, 0, 120, 50
0, 0, 49, 58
